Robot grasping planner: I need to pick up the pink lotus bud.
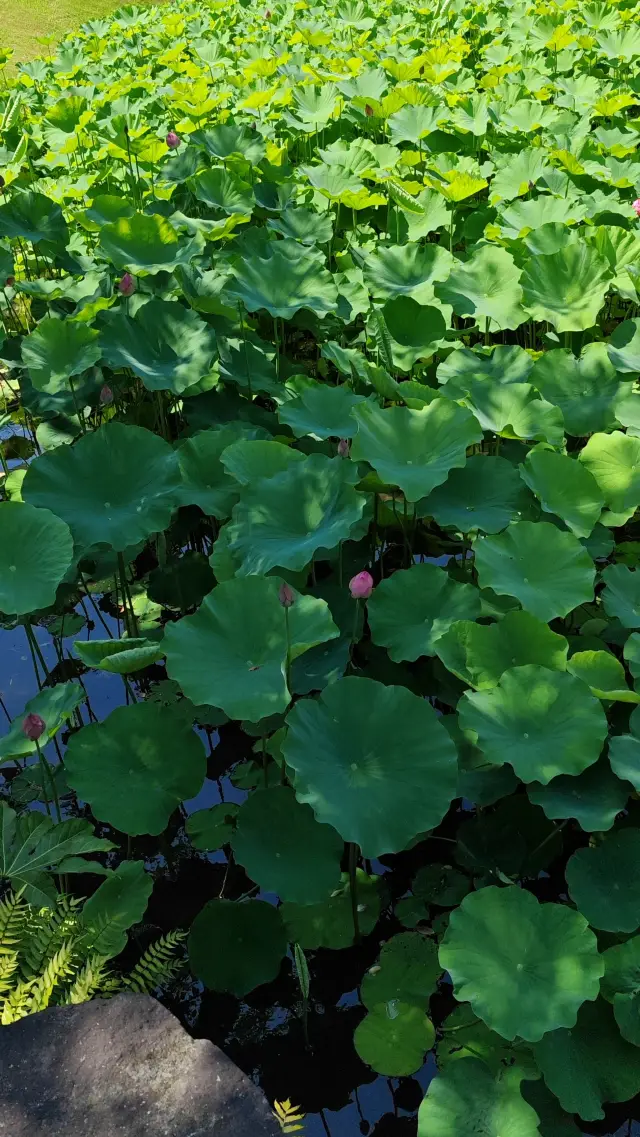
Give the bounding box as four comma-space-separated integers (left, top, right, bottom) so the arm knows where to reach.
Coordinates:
118, 272, 135, 296
166, 130, 181, 149
5, 275, 14, 287
279, 580, 295, 608
100, 385, 114, 405
633, 199, 640, 218
265, 8, 271, 15
22, 713, 46, 741
349, 571, 374, 600
337, 438, 350, 457
365, 104, 374, 117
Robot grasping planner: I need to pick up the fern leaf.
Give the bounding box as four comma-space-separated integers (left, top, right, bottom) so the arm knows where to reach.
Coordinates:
273, 1099, 306, 1134
62, 955, 113, 1006
26, 941, 75, 1014
21, 895, 82, 979
123, 930, 187, 995
0, 950, 19, 995
371, 309, 394, 374
0, 890, 29, 956
1, 978, 37, 1024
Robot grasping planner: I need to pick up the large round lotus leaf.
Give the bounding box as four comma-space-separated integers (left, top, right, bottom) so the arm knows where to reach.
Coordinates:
437, 1006, 537, 1078
473, 521, 595, 622
456, 795, 562, 881
566, 829, 640, 932
21, 318, 101, 395
99, 301, 217, 394
439, 886, 603, 1042
277, 382, 367, 439
521, 1080, 581, 1137
0, 681, 83, 763
381, 299, 446, 371
412, 864, 471, 909
0, 502, 73, 615
367, 562, 481, 662
601, 935, 640, 1047
0, 190, 68, 245
354, 1003, 435, 1077
531, 344, 626, 437
175, 428, 252, 517
231, 786, 343, 903
220, 440, 304, 485
351, 399, 482, 503
528, 760, 629, 832
188, 898, 287, 996
608, 318, 640, 373
534, 999, 640, 1122
437, 345, 533, 394
608, 731, 640, 790
567, 648, 639, 702
422, 455, 531, 534
362, 241, 453, 303
186, 803, 239, 851
191, 167, 254, 215
360, 932, 442, 1010
164, 576, 339, 721
435, 611, 568, 689
435, 245, 526, 331
280, 870, 384, 949
283, 676, 458, 857
147, 552, 214, 611
520, 449, 604, 538
98, 212, 203, 274
23, 423, 180, 553
520, 244, 612, 332
226, 454, 366, 575
226, 246, 338, 318
73, 638, 164, 674
418, 1059, 541, 1137
450, 380, 564, 445
579, 431, 640, 520
192, 122, 266, 163
64, 703, 206, 835
267, 206, 333, 245
601, 563, 640, 628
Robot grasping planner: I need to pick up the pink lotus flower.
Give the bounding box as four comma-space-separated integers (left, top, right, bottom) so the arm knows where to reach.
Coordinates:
22, 713, 46, 741
633, 199, 640, 218
337, 438, 350, 457
349, 571, 374, 600
118, 272, 136, 296
279, 580, 295, 608
100, 385, 114, 405
166, 130, 181, 150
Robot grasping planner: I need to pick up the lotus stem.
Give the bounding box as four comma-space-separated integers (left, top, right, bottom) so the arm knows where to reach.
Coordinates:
348, 842, 361, 944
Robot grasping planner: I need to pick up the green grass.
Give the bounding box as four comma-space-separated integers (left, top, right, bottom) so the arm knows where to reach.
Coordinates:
0, 0, 159, 63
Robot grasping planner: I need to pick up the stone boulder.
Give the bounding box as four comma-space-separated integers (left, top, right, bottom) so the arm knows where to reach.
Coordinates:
0, 992, 281, 1136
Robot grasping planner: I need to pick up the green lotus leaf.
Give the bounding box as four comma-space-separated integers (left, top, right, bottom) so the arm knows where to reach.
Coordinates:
528, 759, 629, 832
601, 563, 640, 628
21, 318, 102, 395
458, 664, 608, 784
147, 552, 214, 611
65, 703, 206, 836
567, 648, 639, 701
566, 829, 640, 932
601, 935, 640, 1046
81, 860, 153, 959
499, 194, 587, 235
73, 638, 164, 674
0, 681, 84, 764
418, 1060, 541, 1137
231, 786, 343, 903
437, 1006, 536, 1077
176, 427, 254, 517
368, 562, 480, 662
608, 318, 640, 373
531, 344, 626, 436
362, 241, 453, 304
188, 898, 287, 996
99, 301, 217, 394
625, 633, 640, 680
473, 520, 594, 622
0, 501, 73, 615
267, 206, 333, 245
380, 299, 447, 371
191, 122, 266, 164
439, 885, 603, 1042
220, 439, 305, 485
226, 454, 366, 575
280, 870, 384, 949
351, 399, 481, 502
164, 576, 339, 721
23, 423, 180, 552
520, 244, 612, 332
277, 381, 368, 439
435, 245, 526, 331
412, 864, 471, 909
226, 245, 338, 318
608, 728, 640, 790
98, 212, 203, 274
354, 1003, 435, 1077
84, 194, 135, 228
191, 167, 254, 215
579, 430, 640, 523
186, 803, 239, 851
435, 611, 568, 689
283, 676, 458, 857
438, 345, 534, 394
387, 103, 443, 144
520, 449, 604, 538
423, 455, 532, 534
521, 1081, 581, 1137
0, 190, 68, 245
360, 931, 442, 1011
534, 1000, 640, 1121
523, 221, 575, 257
451, 381, 564, 445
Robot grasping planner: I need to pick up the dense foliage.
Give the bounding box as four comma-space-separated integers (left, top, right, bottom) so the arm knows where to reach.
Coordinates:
1, 0, 640, 1129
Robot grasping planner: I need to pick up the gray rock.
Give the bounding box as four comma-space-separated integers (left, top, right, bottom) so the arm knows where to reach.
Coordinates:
0, 992, 281, 1136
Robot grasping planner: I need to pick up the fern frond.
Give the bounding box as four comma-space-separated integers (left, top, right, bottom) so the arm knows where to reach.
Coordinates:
21, 896, 82, 979
0, 890, 29, 956
273, 1099, 306, 1134
61, 955, 114, 1006
26, 941, 75, 1014
1, 978, 37, 1024
0, 951, 19, 995
122, 930, 187, 994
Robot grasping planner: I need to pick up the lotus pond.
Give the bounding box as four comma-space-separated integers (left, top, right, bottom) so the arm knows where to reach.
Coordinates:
3, 0, 640, 1132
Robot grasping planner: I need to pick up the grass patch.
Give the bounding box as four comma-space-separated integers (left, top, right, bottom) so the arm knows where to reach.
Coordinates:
0, 0, 159, 64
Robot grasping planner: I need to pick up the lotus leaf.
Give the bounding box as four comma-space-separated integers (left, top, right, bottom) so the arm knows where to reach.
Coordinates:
277, 382, 368, 439
188, 898, 287, 996
417, 1060, 541, 1137
520, 449, 604, 538
220, 439, 305, 485
354, 1003, 435, 1077
423, 455, 531, 534
435, 245, 526, 331
99, 301, 217, 394
368, 562, 481, 662
0, 682, 84, 763
191, 167, 254, 215
579, 431, 640, 521
281, 870, 385, 949
81, 860, 153, 959
608, 318, 640, 373
520, 243, 612, 331
567, 648, 639, 701
531, 344, 626, 436
566, 829, 640, 932
21, 318, 102, 395
186, 804, 239, 852
601, 936, 640, 1046
175, 427, 251, 517
528, 760, 629, 831
601, 563, 640, 628
360, 932, 442, 1010
435, 611, 568, 689
226, 245, 338, 318
73, 638, 164, 674
0, 502, 73, 615
99, 212, 203, 274
362, 241, 453, 304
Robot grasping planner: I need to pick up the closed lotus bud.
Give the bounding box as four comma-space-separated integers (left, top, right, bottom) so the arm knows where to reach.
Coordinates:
337, 438, 350, 457
279, 580, 295, 608
166, 130, 181, 149
349, 570, 374, 600
100, 384, 114, 405
5, 275, 14, 287
633, 199, 640, 218
265, 9, 271, 15
0, 175, 5, 189
365, 104, 374, 117
22, 713, 46, 741
118, 272, 136, 296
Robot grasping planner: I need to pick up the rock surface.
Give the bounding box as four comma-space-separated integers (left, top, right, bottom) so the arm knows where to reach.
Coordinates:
0, 992, 281, 1136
